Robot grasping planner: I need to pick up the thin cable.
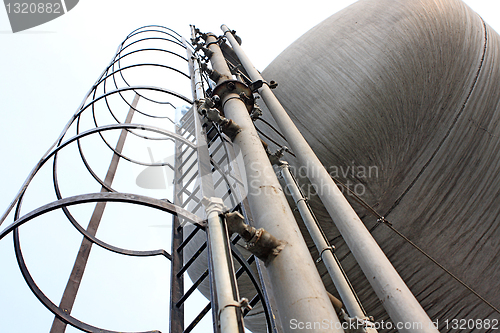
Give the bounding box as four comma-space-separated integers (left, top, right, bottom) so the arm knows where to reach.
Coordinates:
225, 58, 252, 84
384, 221, 500, 314
332, 178, 382, 220
255, 117, 288, 142
332, 176, 500, 315
254, 125, 297, 158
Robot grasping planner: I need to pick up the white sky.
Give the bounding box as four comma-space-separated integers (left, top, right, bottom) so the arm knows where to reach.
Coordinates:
1, 1, 499, 332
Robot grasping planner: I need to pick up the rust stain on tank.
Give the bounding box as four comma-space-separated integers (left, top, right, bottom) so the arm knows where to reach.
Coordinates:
258, 185, 279, 194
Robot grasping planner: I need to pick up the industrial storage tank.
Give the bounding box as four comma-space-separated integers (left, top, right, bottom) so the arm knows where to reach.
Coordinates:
256, 0, 500, 329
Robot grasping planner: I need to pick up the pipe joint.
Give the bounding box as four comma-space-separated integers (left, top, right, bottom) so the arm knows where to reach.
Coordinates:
200, 62, 221, 82
247, 228, 285, 264
225, 211, 285, 264
211, 79, 255, 113
199, 98, 241, 141
201, 47, 214, 59
219, 118, 242, 141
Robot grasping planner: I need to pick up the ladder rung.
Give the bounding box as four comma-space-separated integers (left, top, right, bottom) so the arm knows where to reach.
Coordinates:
177, 225, 202, 253
183, 302, 211, 333
177, 242, 207, 277
176, 269, 209, 308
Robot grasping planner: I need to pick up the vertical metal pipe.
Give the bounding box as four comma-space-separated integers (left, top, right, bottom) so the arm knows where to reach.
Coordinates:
187, 42, 245, 332
204, 33, 343, 333
221, 25, 438, 332
204, 198, 245, 333
281, 163, 377, 333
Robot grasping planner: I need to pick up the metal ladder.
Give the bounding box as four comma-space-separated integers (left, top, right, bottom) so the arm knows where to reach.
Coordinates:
169, 105, 279, 333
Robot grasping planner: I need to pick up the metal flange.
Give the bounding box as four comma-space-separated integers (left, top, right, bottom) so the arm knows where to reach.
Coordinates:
211, 80, 254, 114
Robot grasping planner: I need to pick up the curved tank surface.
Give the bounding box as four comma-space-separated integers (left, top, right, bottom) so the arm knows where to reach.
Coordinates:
257, 0, 500, 329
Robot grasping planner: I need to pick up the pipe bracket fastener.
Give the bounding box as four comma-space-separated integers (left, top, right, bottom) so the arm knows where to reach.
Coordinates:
205, 34, 226, 48
220, 298, 253, 315
316, 246, 335, 263
377, 217, 392, 226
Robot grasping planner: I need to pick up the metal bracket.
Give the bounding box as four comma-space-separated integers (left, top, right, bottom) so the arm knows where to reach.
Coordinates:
267, 146, 288, 166
249, 105, 262, 121
230, 63, 243, 75
238, 91, 252, 105
264, 80, 278, 89
222, 298, 253, 312
249, 79, 277, 92
223, 29, 242, 45
249, 80, 263, 92
377, 217, 392, 226
316, 246, 336, 263
339, 309, 378, 333
220, 118, 242, 141
205, 35, 226, 48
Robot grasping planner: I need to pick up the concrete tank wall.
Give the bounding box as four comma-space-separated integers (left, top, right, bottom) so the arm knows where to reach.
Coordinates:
259, 0, 500, 328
